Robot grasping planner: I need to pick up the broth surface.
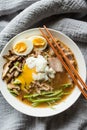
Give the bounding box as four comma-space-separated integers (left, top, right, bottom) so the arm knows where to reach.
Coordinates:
17, 39, 77, 107
2, 36, 78, 108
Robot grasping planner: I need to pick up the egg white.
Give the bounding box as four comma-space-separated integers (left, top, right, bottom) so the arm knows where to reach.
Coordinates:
28, 36, 47, 51
13, 39, 33, 56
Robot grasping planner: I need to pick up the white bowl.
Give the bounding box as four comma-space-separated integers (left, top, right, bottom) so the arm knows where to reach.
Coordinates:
0, 28, 86, 117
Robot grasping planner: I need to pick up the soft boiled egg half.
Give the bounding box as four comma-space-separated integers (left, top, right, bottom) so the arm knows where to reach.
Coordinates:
16, 64, 36, 91
13, 39, 33, 56
28, 35, 47, 50
13, 36, 47, 56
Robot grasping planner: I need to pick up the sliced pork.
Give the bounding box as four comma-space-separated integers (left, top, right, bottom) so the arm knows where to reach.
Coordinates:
48, 57, 63, 72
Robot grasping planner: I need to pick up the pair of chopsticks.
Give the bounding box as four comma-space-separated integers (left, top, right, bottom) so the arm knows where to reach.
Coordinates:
39, 25, 87, 99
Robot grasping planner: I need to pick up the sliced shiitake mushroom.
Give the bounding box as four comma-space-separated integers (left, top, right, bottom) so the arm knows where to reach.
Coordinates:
2, 62, 11, 79
7, 83, 20, 90
9, 66, 22, 73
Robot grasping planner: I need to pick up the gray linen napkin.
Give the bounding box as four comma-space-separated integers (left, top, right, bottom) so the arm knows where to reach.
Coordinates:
0, 0, 87, 130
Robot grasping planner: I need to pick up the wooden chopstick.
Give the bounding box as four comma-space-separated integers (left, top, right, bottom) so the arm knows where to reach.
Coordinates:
39, 26, 87, 99
43, 25, 87, 91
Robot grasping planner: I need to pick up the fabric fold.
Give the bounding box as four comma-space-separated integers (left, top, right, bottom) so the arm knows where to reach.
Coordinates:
0, 0, 39, 16
0, 0, 87, 47
0, 0, 87, 130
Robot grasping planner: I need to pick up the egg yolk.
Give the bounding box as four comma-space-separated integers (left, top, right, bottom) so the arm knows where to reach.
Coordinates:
17, 64, 36, 90
33, 38, 45, 47
13, 42, 27, 53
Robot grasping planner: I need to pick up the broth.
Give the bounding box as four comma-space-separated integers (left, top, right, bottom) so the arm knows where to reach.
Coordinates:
17, 39, 77, 107
2, 36, 78, 108
17, 71, 75, 107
